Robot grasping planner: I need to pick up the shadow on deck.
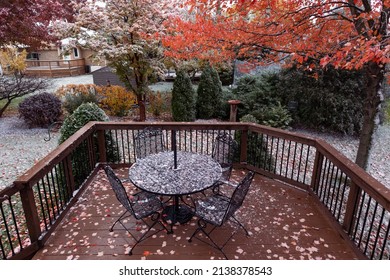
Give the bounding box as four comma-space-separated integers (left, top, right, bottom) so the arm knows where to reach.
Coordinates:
32, 168, 358, 260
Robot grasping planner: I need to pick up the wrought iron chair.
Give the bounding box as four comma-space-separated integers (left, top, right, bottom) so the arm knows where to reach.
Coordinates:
188, 171, 255, 259
103, 165, 168, 255
134, 127, 167, 159
211, 132, 239, 194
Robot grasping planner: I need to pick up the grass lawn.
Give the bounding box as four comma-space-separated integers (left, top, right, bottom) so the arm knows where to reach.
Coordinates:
0, 96, 27, 116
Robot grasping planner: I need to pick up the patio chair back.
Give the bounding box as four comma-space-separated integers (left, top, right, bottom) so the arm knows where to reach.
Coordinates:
212, 133, 238, 181
103, 165, 167, 255
103, 165, 134, 215
134, 127, 166, 159
188, 170, 255, 259
223, 171, 255, 222
212, 132, 238, 164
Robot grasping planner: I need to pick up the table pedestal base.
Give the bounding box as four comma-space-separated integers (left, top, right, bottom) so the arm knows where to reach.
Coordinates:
162, 204, 193, 225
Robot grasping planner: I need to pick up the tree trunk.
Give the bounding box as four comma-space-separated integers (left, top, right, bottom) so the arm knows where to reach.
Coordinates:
355, 62, 384, 169
136, 95, 146, 122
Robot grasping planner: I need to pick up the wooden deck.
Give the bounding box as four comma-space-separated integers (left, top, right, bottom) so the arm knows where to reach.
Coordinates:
25, 66, 85, 77
24, 59, 86, 77
32, 168, 359, 260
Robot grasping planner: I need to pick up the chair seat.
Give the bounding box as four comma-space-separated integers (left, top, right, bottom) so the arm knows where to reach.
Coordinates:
131, 192, 163, 219
195, 195, 229, 226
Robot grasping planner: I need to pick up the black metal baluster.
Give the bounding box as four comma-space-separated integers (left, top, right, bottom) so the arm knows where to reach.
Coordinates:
296, 143, 304, 182
302, 145, 311, 184
364, 201, 378, 255
370, 207, 385, 259
268, 136, 275, 172
324, 164, 336, 207
337, 174, 349, 222
357, 194, 371, 248
8, 198, 22, 251
290, 141, 297, 179
0, 203, 14, 255
378, 215, 390, 259
49, 170, 61, 217
284, 140, 292, 178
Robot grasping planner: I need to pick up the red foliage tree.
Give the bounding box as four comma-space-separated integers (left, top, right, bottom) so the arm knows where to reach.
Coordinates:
0, 0, 76, 48
164, 0, 390, 169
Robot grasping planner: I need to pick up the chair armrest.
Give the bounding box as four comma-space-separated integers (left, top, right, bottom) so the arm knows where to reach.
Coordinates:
212, 179, 238, 197
220, 180, 238, 188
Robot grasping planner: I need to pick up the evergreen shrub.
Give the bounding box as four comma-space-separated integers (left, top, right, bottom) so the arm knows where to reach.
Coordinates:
59, 103, 120, 186
232, 74, 291, 128
59, 103, 109, 143
171, 70, 196, 121
274, 66, 366, 135
236, 114, 275, 170
196, 64, 223, 119
252, 103, 292, 129
217, 64, 234, 86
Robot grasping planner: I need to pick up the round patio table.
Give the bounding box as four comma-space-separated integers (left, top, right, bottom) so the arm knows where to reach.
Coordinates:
128, 151, 222, 228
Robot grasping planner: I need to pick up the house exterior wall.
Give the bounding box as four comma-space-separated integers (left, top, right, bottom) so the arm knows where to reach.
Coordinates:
80, 49, 106, 67
36, 49, 60, 60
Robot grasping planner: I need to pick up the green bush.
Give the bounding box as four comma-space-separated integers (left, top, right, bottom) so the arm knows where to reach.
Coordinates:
218, 88, 237, 120
196, 64, 223, 119
234, 66, 365, 135
210, 65, 223, 118
171, 70, 196, 121
59, 103, 109, 143
274, 66, 366, 135
18, 92, 62, 128
232, 74, 291, 128
217, 63, 234, 86
232, 74, 281, 118
236, 114, 275, 170
59, 103, 120, 185
56, 84, 100, 114
239, 114, 258, 124
252, 102, 292, 129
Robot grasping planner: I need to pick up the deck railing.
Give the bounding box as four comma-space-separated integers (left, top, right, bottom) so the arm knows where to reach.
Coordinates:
24, 59, 85, 77
1, 122, 389, 260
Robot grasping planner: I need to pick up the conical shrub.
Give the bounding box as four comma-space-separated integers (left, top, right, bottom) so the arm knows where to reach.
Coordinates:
171, 70, 196, 121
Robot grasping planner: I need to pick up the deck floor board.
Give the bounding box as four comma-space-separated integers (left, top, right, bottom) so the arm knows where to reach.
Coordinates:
32, 168, 358, 260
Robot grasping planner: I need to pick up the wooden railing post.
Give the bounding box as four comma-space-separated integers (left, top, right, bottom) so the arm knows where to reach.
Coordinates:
310, 150, 324, 191
239, 128, 248, 164
343, 181, 361, 234
17, 183, 42, 245
97, 129, 107, 163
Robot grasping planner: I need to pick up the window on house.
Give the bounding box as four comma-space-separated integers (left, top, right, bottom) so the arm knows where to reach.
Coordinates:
26, 52, 39, 60
73, 48, 79, 58
61, 47, 71, 60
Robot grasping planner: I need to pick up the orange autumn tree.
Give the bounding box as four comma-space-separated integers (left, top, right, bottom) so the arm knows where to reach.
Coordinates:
163, 0, 390, 170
